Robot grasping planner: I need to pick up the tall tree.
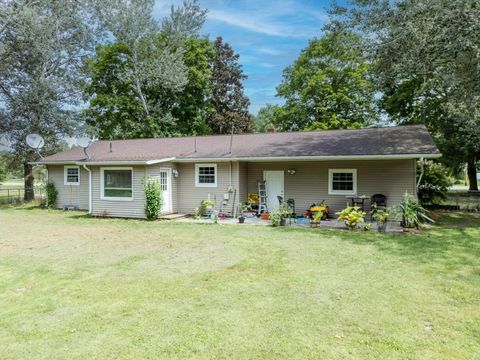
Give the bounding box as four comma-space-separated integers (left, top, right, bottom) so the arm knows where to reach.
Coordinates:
85, 0, 208, 139
336, 0, 480, 190
209, 37, 253, 134
170, 38, 215, 135
0, 0, 102, 200
273, 28, 376, 131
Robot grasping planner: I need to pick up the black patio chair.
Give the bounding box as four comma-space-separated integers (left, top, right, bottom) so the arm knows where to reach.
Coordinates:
286, 198, 297, 224
371, 194, 387, 209
277, 195, 283, 205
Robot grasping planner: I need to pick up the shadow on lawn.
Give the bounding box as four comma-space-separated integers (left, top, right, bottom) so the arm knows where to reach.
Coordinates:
330, 211, 480, 271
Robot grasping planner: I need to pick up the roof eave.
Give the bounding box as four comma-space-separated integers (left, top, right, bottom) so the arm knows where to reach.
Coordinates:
173, 153, 442, 162
30, 157, 176, 166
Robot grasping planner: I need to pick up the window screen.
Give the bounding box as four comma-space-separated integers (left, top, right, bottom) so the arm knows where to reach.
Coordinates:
331, 172, 354, 191
103, 169, 132, 198
65, 167, 79, 184
197, 166, 216, 184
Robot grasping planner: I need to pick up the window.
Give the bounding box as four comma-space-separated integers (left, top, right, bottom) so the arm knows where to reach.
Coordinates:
328, 169, 357, 195
64, 166, 80, 185
101, 168, 133, 200
195, 164, 217, 187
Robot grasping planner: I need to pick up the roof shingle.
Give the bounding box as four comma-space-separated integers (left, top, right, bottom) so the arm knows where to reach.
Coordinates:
41, 125, 440, 163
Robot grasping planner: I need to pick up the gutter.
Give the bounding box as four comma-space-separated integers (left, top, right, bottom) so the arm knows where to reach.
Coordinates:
173, 153, 442, 162
30, 153, 441, 166
416, 157, 425, 189
82, 164, 92, 215
30, 158, 177, 166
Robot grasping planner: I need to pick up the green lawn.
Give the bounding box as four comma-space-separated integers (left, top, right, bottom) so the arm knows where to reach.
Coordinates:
0, 207, 479, 359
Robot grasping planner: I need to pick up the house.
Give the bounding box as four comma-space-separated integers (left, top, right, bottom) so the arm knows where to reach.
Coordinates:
36, 125, 441, 218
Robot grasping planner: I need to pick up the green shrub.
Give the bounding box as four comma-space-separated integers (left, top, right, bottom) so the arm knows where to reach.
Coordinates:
45, 182, 58, 208
196, 199, 215, 218
271, 209, 282, 227
144, 179, 163, 220
398, 192, 433, 228
336, 206, 366, 230
417, 160, 452, 205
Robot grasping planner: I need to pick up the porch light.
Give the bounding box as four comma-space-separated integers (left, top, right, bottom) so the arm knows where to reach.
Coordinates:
172, 169, 179, 177
287, 169, 296, 175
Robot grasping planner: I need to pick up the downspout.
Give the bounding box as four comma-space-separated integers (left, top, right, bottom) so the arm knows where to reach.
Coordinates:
83, 164, 92, 215
416, 157, 424, 191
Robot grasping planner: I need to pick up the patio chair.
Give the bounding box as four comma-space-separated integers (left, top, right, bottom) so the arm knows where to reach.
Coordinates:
286, 198, 297, 224
277, 195, 283, 205
371, 194, 387, 209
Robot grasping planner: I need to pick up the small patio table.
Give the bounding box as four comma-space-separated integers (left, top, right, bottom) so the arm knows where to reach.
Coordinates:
345, 196, 369, 212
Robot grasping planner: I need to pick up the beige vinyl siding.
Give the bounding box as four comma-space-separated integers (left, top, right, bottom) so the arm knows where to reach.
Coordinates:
246, 160, 416, 214
238, 162, 248, 204
91, 166, 146, 218
177, 162, 240, 214
145, 163, 178, 214
46, 165, 89, 210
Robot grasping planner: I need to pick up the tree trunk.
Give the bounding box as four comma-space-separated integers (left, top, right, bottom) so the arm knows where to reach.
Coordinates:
467, 158, 479, 192
24, 163, 35, 201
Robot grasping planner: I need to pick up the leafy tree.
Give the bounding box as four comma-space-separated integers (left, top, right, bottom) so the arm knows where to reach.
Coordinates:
170, 38, 215, 135
335, 0, 480, 190
254, 104, 280, 133
0, 0, 102, 200
162, 0, 207, 42
85, 0, 208, 139
209, 37, 253, 134
0, 161, 7, 182
273, 28, 376, 131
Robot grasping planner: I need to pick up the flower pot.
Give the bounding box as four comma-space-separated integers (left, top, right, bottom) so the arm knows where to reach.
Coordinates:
377, 222, 387, 233
280, 218, 286, 226
238, 217, 245, 224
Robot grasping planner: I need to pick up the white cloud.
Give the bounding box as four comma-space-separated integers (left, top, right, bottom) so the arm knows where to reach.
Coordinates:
208, 9, 317, 38
258, 47, 283, 56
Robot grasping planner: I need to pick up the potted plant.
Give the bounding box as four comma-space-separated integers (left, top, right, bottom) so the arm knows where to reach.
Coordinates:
278, 202, 293, 226
335, 206, 366, 230
310, 210, 324, 228
196, 199, 215, 218
238, 204, 251, 224
372, 207, 390, 233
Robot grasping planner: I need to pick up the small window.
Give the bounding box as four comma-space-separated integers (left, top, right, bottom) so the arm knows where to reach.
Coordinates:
328, 169, 357, 195
64, 166, 80, 185
101, 168, 133, 200
195, 164, 217, 187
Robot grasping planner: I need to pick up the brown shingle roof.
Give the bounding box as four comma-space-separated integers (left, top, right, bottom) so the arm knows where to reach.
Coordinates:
41, 125, 440, 163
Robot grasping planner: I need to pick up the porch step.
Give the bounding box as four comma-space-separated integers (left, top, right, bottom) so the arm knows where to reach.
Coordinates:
159, 213, 187, 220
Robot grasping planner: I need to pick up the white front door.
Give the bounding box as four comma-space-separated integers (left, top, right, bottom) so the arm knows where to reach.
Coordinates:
159, 168, 172, 213
264, 170, 284, 212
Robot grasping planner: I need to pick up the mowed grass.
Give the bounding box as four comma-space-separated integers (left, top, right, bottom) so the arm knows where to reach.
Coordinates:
0, 208, 479, 359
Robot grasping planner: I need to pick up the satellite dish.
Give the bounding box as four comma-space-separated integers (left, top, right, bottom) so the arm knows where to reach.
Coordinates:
26, 134, 45, 150
77, 137, 91, 148
77, 136, 92, 160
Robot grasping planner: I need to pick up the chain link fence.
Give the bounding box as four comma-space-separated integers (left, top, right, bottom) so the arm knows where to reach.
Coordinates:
0, 187, 45, 205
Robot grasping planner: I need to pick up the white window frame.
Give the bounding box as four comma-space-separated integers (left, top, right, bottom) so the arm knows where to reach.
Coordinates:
195, 163, 217, 188
328, 169, 357, 195
64, 165, 80, 186
100, 167, 134, 201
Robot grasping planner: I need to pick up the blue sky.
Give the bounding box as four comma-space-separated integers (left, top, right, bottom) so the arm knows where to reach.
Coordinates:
153, 0, 332, 114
